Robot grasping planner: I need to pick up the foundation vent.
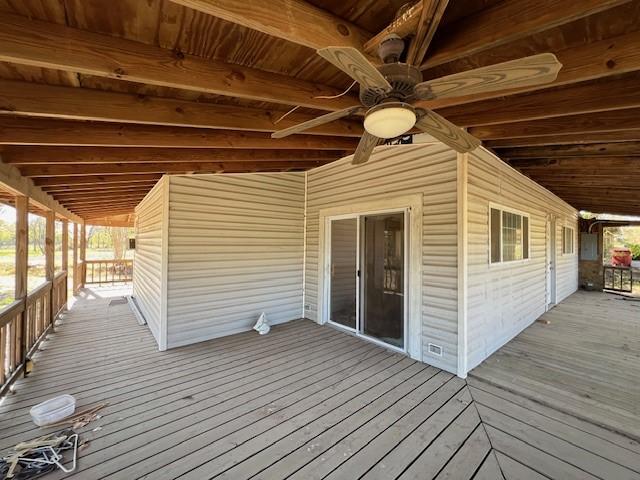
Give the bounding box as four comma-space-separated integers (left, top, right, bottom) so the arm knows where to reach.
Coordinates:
428, 343, 443, 357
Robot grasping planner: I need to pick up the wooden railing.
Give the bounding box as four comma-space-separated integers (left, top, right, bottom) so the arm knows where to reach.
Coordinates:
0, 271, 68, 396
0, 299, 25, 392
84, 260, 133, 284
603, 265, 633, 293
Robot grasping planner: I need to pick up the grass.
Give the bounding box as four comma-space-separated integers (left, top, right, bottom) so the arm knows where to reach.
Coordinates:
0, 247, 124, 310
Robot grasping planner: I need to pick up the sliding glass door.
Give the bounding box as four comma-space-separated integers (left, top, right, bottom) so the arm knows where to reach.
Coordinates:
327, 211, 406, 351
329, 218, 358, 329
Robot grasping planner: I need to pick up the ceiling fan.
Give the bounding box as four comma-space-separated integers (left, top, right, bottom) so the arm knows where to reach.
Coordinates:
272, 33, 562, 165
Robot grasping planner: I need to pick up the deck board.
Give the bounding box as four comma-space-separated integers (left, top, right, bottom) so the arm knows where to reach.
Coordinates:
470, 291, 640, 441
1, 287, 639, 479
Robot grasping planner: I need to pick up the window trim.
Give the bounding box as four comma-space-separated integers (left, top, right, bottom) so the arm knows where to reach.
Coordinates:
488, 202, 531, 266
561, 225, 575, 256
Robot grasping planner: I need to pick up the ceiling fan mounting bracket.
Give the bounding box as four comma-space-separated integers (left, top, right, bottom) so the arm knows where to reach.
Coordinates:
359, 62, 422, 107
378, 34, 405, 63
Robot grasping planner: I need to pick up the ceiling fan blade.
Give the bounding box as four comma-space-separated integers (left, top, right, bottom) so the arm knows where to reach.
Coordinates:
415, 109, 480, 153
415, 53, 562, 100
271, 106, 362, 139
318, 47, 392, 92
352, 132, 382, 165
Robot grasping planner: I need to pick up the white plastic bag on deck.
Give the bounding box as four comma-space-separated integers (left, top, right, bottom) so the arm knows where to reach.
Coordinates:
253, 312, 270, 335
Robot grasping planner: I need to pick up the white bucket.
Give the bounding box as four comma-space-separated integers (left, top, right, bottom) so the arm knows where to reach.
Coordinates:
30, 394, 76, 426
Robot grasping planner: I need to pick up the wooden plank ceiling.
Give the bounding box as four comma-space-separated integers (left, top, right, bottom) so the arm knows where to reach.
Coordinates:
0, 0, 639, 218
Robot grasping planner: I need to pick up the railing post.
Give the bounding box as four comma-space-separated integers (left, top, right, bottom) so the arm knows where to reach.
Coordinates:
45, 210, 55, 329
15, 195, 28, 376
73, 223, 78, 294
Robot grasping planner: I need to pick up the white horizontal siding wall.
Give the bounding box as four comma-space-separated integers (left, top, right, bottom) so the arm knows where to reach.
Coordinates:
166, 173, 305, 348
133, 178, 167, 348
465, 148, 578, 372
305, 144, 460, 374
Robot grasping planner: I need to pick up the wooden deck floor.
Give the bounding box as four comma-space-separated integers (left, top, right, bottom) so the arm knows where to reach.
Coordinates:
0, 287, 639, 479
471, 290, 640, 442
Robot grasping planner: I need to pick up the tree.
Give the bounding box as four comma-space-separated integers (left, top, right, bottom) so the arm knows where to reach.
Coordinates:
109, 227, 128, 260
28, 215, 45, 255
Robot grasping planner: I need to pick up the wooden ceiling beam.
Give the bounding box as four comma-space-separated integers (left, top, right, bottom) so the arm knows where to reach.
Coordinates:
62, 203, 144, 212
42, 182, 158, 193
60, 196, 147, 206
406, 0, 449, 66
33, 174, 164, 187
508, 157, 640, 169
71, 203, 139, 211
439, 73, 640, 127
518, 180, 640, 189
540, 197, 640, 208
51, 194, 149, 204
364, 2, 422, 54
81, 211, 136, 218
1, 147, 344, 165
0, 14, 358, 112
420, 29, 640, 110
421, 0, 631, 69
52, 189, 151, 201
44, 187, 157, 197
486, 132, 640, 148
534, 188, 640, 197
496, 142, 640, 159
0, 117, 359, 150
469, 108, 640, 140
169, 0, 372, 51
519, 173, 640, 181
0, 80, 363, 137
19, 161, 331, 176
65, 203, 142, 211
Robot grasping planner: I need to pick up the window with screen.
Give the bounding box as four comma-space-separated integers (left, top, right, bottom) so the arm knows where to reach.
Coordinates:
490, 206, 530, 264
562, 226, 575, 255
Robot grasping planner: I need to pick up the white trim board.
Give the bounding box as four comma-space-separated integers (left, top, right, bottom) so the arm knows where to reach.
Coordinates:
456, 153, 468, 378
316, 194, 423, 361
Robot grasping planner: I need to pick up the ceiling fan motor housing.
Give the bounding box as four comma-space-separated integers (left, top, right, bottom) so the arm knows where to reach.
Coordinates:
359, 63, 423, 107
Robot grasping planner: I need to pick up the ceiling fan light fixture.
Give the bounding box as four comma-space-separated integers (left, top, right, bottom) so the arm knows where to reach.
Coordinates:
364, 103, 416, 139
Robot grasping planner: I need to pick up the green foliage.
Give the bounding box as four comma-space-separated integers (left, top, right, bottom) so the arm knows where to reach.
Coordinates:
628, 243, 640, 261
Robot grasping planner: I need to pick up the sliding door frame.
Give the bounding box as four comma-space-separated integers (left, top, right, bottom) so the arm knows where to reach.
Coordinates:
317, 194, 423, 361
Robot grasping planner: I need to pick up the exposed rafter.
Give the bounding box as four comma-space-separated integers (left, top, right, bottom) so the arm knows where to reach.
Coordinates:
469, 108, 640, 140
18, 161, 332, 177
0, 80, 363, 137
363, 2, 422, 54
405, 0, 449, 66
0, 117, 358, 150
1, 147, 345, 165
169, 0, 372, 51
0, 14, 358, 112
420, 30, 640, 110
496, 142, 640, 159
439, 73, 640, 127
421, 0, 632, 68
485, 131, 640, 148
33, 175, 164, 187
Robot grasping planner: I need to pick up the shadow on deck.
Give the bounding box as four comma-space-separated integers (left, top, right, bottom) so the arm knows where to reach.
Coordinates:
0, 288, 639, 479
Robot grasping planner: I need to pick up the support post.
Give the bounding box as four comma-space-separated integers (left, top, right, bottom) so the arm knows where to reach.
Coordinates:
72, 223, 78, 294
15, 196, 28, 375
61, 219, 68, 308
61, 220, 68, 273
45, 210, 55, 328
80, 221, 86, 289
